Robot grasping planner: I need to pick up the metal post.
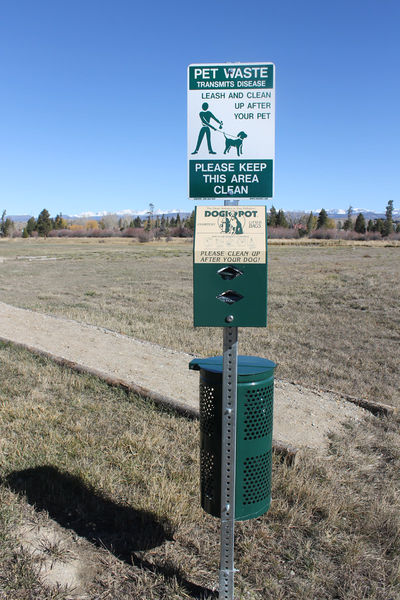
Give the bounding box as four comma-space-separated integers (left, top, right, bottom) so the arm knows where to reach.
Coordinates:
218, 197, 239, 599
220, 326, 238, 599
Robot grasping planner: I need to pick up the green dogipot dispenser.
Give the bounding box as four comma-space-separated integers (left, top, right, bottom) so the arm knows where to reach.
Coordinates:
189, 355, 276, 521
193, 206, 268, 328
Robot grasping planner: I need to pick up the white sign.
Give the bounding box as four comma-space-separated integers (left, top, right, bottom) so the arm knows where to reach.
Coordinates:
188, 63, 275, 199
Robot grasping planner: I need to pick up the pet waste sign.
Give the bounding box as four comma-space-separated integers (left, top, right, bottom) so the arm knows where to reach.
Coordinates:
188, 63, 275, 199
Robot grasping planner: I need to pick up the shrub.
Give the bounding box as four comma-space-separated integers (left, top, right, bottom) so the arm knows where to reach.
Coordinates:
268, 227, 300, 239
122, 228, 143, 238
365, 232, 383, 241
310, 228, 337, 239
337, 230, 365, 241
169, 226, 193, 238
138, 231, 154, 243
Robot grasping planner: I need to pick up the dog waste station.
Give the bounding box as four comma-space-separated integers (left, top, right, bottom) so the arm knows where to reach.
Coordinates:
193, 206, 268, 327
188, 63, 276, 600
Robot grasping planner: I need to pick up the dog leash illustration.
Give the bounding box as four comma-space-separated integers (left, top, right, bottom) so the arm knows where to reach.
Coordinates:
214, 124, 241, 140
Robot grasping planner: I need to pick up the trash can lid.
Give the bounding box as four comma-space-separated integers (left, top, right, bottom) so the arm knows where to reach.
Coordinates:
189, 355, 276, 375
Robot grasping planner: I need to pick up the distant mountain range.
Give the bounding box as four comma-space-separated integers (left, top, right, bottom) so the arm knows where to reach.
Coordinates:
8, 207, 399, 222
310, 208, 400, 219
8, 210, 191, 223
8, 214, 33, 222
69, 208, 190, 219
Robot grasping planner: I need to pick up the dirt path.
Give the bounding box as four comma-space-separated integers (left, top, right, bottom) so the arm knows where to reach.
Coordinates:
0, 301, 369, 452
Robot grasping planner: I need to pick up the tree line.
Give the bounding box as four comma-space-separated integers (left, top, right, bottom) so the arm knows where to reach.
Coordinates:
12, 206, 195, 239
1, 201, 398, 240
267, 200, 398, 238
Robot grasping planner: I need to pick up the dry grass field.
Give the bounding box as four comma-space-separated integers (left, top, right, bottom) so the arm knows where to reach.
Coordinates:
0, 237, 399, 407
0, 343, 399, 599
0, 237, 399, 599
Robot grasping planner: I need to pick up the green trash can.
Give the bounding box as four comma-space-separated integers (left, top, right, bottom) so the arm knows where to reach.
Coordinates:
189, 355, 276, 521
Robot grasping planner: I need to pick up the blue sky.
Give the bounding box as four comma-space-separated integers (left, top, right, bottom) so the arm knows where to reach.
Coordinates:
1, 0, 399, 217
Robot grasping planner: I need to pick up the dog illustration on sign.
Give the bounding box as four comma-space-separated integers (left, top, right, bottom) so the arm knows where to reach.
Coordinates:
218, 211, 244, 235
223, 131, 247, 156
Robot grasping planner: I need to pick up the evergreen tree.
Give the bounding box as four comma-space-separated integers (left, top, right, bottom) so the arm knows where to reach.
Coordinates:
22, 227, 29, 238
396, 223, 400, 233
176, 213, 181, 226
367, 219, 374, 232
343, 206, 353, 231
36, 209, 52, 237
144, 203, 154, 231
276, 209, 288, 228
354, 213, 366, 234
186, 210, 195, 230
375, 219, 384, 234
317, 208, 328, 229
383, 200, 394, 236
306, 212, 315, 234
169, 216, 176, 227
26, 217, 36, 236
1, 211, 14, 237
4, 218, 13, 236
54, 213, 65, 229
133, 216, 142, 228
268, 205, 277, 227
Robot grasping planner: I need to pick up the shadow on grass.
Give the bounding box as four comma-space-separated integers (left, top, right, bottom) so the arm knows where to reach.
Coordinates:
5, 465, 217, 600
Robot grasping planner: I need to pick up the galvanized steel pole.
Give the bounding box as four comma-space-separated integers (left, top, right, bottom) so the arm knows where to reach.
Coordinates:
220, 198, 239, 600
220, 326, 238, 599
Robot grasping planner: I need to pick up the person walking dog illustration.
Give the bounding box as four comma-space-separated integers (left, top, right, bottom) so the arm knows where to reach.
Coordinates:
192, 103, 223, 154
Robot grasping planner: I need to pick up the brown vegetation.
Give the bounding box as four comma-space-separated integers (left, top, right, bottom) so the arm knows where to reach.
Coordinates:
0, 238, 399, 598
0, 343, 399, 599
0, 238, 398, 407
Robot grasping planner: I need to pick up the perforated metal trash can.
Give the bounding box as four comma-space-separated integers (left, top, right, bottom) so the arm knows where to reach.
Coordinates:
189, 355, 276, 521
